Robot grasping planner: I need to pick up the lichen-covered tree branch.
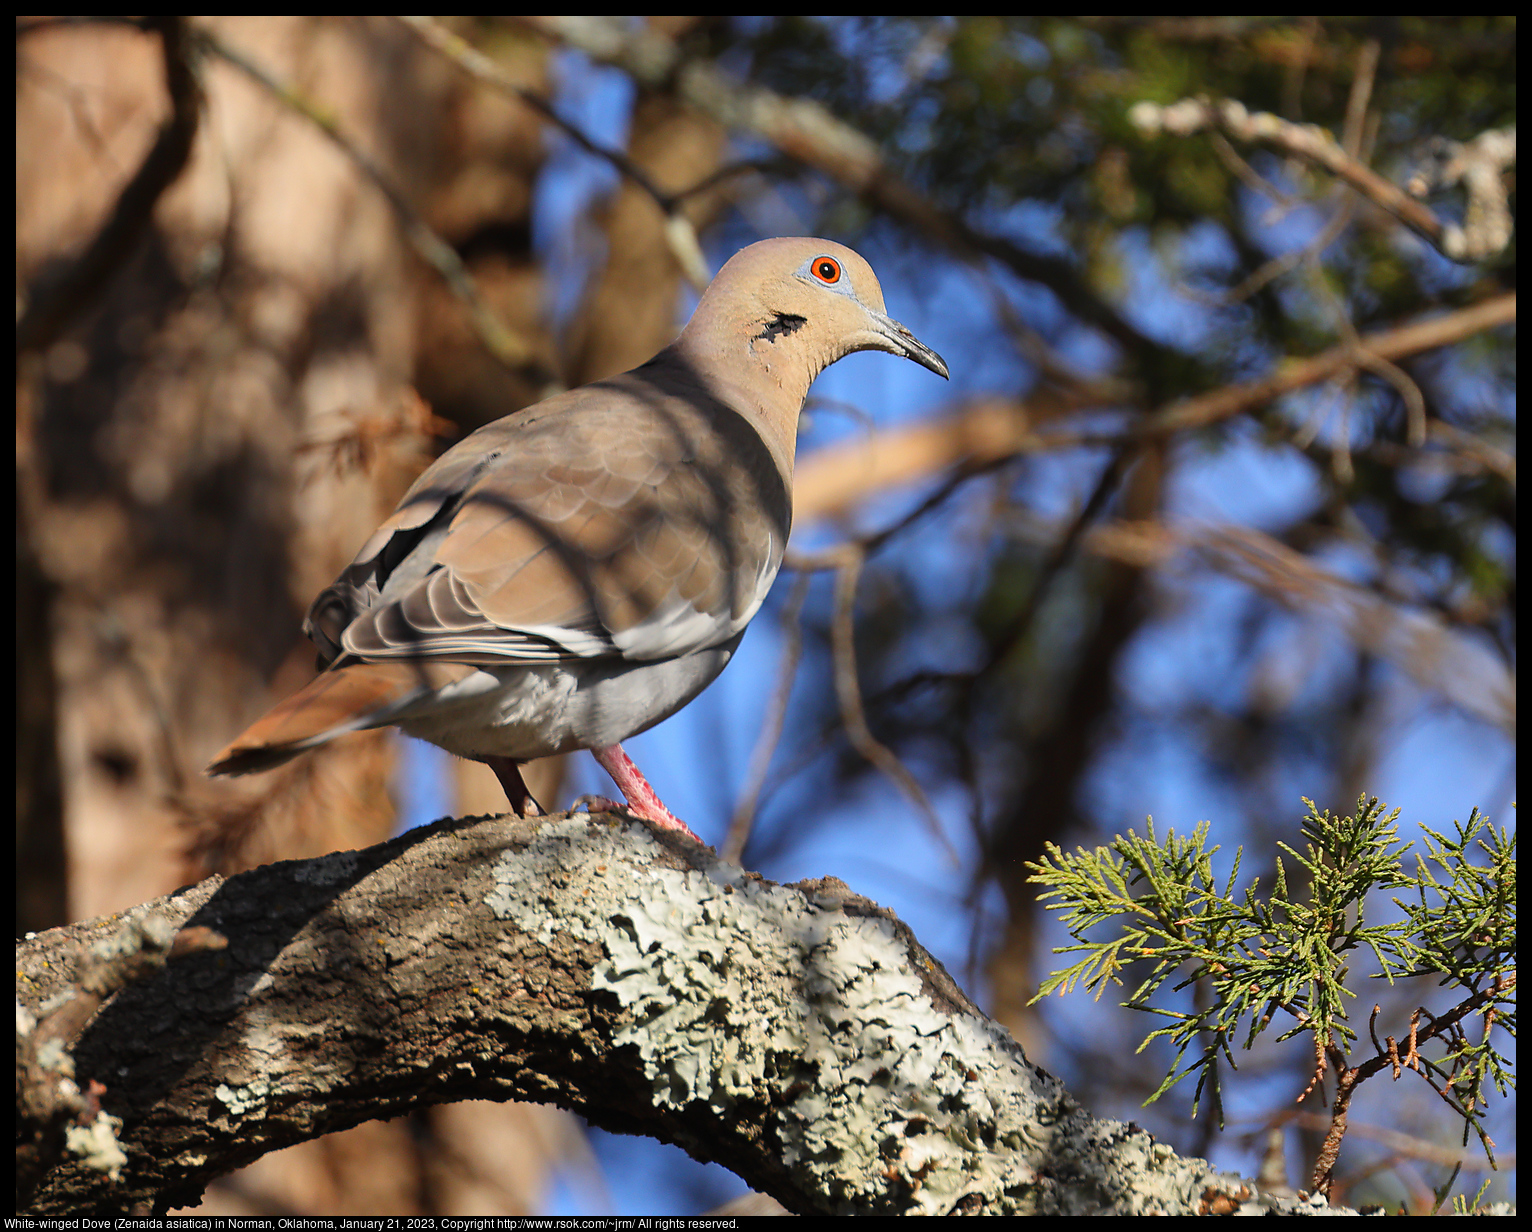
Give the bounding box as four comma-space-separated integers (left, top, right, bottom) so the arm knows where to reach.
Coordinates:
18, 816, 1343, 1216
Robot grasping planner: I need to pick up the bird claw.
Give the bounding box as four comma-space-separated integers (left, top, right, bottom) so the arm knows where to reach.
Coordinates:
572, 793, 701, 843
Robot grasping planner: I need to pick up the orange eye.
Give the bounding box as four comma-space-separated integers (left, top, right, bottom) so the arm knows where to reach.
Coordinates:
811, 256, 842, 284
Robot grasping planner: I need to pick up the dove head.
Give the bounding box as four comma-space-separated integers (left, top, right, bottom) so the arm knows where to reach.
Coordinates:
673, 237, 948, 467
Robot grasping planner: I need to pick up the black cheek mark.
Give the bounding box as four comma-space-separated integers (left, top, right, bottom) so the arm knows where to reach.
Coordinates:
755, 313, 807, 343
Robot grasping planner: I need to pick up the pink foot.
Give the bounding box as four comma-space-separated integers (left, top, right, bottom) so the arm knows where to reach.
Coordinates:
590, 744, 700, 841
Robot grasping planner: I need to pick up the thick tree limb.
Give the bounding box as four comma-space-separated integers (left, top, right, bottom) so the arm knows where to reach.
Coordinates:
19, 813, 1341, 1215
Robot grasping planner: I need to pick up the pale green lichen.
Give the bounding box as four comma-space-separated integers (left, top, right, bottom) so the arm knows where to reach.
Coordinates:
486, 818, 1066, 1213
65, 1111, 127, 1180
214, 1077, 272, 1118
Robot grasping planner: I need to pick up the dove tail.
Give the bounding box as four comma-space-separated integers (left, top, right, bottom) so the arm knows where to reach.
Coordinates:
207, 661, 467, 777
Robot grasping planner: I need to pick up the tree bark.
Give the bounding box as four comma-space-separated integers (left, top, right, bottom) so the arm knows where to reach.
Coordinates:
18, 812, 1337, 1216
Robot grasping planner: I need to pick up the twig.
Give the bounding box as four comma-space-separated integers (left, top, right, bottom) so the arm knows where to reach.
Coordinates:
1341, 40, 1380, 161
1261, 1109, 1512, 1173
1136, 292, 1515, 439
1425, 420, 1514, 486
723, 572, 811, 863
979, 443, 1138, 680
1286, 976, 1514, 1197
827, 550, 957, 863
1130, 97, 1514, 264
1352, 347, 1427, 449
1185, 523, 1513, 732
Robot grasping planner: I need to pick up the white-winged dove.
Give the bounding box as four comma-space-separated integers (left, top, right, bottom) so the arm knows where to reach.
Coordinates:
208, 237, 948, 838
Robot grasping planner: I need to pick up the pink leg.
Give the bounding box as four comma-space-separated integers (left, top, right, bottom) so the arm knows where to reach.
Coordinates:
590, 744, 699, 841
